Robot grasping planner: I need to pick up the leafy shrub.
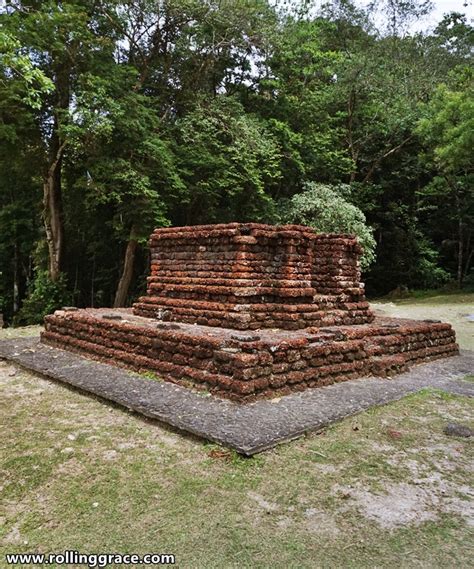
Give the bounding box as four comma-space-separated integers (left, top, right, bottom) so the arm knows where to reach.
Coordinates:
280, 182, 376, 270
14, 271, 70, 326
412, 240, 450, 289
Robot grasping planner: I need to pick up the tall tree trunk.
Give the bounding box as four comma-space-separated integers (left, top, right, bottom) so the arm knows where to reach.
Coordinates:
455, 186, 463, 288
347, 88, 358, 183
114, 225, 139, 307
43, 137, 66, 283
463, 229, 472, 280
13, 242, 19, 314
43, 59, 70, 283
457, 215, 463, 288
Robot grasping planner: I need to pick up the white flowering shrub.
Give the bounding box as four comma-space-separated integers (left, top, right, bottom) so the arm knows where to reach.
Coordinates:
281, 182, 376, 270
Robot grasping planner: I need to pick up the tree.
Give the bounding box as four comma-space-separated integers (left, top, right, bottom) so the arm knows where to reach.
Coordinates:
249, 17, 354, 195
0, 30, 54, 108
1, 0, 473, 323
417, 70, 474, 286
2, 1, 119, 282
173, 96, 281, 224
65, 70, 182, 307
280, 182, 376, 269
0, 26, 51, 320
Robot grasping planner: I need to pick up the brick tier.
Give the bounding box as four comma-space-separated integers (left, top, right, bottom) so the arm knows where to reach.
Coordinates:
41, 309, 458, 402
132, 223, 374, 330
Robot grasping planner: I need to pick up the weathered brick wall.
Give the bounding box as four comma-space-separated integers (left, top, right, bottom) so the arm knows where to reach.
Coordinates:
40, 223, 459, 402
42, 309, 458, 401
133, 223, 374, 329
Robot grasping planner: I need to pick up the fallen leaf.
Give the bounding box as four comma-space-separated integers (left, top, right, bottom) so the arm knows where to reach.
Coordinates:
208, 449, 233, 461
387, 428, 403, 439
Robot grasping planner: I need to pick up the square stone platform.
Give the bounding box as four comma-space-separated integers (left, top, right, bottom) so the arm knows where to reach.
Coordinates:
1, 337, 471, 455
3, 222, 462, 451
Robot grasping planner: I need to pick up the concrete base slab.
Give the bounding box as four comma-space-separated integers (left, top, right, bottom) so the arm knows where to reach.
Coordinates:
0, 337, 472, 455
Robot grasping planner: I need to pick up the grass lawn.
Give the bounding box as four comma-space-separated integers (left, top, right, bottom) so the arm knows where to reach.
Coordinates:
372, 289, 474, 305
1, 360, 473, 567
1, 297, 473, 568
371, 292, 473, 350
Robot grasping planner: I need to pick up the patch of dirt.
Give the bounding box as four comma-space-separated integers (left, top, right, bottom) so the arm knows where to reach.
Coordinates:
115, 441, 139, 450
247, 491, 279, 513
275, 515, 292, 529
0, 363, 56, 397
333, 430, 474, 530
346, 482, 438, 528
54, 457, 87, 477
102, 450, 118, 461
303, 508, 340, 536
333, 468, 474, 529
312, 463, 339, 474
3, 524, 22, 544
415, 442, 470, 464
370, 442, 397, 453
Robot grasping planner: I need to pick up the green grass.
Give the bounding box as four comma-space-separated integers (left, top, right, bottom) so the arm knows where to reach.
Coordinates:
370, 294, 473, 350
0, 324, 42, 338
373, 288, 474, 306
1, 359, 473, 568
137, 370, 162, 382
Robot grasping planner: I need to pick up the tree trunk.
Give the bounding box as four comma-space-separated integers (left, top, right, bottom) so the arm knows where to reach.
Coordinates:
13, 242, 19, 314
113, 226, 139, 307
463, 229, 472, 280
43, 138, 66, 283
347, 88, 358, 183
363, 136, 413, 184
457, 217, 463, 288
455, 189, 463, 288
43, 58, 70, 283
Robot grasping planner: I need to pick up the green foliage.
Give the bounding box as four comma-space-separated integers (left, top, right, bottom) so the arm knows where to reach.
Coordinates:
67, 70, 177, 241
173, 96, 281, 223
0, 31, 54, 108
257, 18, 354, 189
416, 70, 474, 285
0, 0, 473, 319
280, 182, 376, 269
414, 244, 451, 289
14, 271, 70, 326
417, 71, 473, 174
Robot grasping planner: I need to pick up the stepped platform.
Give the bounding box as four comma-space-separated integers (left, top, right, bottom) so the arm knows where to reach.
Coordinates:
39, 223, 458, 403
41, 309, 457, 401
132, 224, 374, 329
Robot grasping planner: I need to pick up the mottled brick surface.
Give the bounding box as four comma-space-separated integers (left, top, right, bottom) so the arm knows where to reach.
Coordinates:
133, 224, 373, 329
40, 223, 459, 401
41, 309, 458, 401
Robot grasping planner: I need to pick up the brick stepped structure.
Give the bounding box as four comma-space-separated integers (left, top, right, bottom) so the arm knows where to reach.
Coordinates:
42, 310, 457, 401
41, 223, 459, 402
133, 224, 373, 329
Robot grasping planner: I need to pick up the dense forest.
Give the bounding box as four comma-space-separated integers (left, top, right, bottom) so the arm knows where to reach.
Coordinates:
0, 0, 473, 325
